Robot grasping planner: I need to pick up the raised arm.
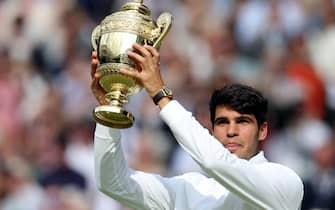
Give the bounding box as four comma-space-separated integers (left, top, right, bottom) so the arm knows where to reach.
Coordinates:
94, 123, 174, 209
91, 49, 178, 209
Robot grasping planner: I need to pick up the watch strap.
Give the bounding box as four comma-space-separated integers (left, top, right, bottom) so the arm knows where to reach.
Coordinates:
152, 87, 173, 105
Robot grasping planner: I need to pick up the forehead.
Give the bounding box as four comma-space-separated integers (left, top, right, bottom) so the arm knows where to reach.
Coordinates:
215, 105, 255, 119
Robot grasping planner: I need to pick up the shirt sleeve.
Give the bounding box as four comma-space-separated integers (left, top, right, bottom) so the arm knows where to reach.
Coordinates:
160, 100, 303, 210
94, 123, 175, 210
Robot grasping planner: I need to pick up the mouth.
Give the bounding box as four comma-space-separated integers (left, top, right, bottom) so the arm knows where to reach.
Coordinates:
224, 143, 242, 152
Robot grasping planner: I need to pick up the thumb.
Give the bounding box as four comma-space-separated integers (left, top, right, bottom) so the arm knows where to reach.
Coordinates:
91, 75, 108, 105
94, 72, 102, 80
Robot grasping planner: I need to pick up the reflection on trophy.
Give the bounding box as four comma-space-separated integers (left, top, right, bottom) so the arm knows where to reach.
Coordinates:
91, 0, 173, 128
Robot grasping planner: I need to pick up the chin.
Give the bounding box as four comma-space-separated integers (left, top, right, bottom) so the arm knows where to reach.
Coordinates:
229, 148, 239, 154
232, 151, 245, 159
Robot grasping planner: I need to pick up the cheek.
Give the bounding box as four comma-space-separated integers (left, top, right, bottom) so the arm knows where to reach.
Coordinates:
246, 131, 260, 148
212, 129, 226, 144
240, 129, 258, 144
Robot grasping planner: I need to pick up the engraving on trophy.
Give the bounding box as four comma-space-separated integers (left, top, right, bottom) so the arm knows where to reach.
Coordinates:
91, 0, 173, 128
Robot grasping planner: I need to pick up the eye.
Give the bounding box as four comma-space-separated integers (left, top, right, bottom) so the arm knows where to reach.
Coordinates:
214, 118, 229, 125
236, 117, 251, 124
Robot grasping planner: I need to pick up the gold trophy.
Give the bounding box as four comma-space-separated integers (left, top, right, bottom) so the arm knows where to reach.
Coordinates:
91, 0, 173, 128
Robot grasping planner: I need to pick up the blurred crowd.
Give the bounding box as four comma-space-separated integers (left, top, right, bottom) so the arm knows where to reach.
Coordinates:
0, 0, 335, 209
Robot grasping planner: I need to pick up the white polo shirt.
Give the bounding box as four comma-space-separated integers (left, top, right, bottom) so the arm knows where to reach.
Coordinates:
94, 100, 303, 210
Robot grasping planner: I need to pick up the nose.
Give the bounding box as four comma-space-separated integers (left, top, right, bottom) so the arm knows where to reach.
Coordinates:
226, 123, 238, 138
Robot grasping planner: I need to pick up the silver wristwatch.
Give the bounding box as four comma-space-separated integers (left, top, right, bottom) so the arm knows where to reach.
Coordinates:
152, 86, 173, 105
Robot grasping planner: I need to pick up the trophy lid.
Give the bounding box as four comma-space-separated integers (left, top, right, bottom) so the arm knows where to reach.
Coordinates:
122, 0, 151, 16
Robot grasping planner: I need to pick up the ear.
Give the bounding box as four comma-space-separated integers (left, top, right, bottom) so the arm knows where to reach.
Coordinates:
258, 122, 268, 142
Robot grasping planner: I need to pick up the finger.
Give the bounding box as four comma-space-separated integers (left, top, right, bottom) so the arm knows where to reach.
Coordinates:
91, 60, 98, 79
94, 72, 102, 79
91, 77, 108, 105
127, 51, 145, 63
92, 51, 98, 59
144, 45, 160, 65
91, 58, 99, 79
120, 68, 140, 79
91, 78, 101, 95
132, 43, 151, 57
144, 45, 159, 58
91, 76, 104, 95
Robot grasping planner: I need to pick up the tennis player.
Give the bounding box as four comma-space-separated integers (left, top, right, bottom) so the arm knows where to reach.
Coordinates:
92, 44, 303, 210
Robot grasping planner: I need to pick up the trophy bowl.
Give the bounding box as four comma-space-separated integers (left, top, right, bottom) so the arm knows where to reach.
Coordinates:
91, 0, 172, 128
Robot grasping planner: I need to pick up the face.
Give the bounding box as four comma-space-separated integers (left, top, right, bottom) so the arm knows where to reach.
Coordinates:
212, 106, 268, 160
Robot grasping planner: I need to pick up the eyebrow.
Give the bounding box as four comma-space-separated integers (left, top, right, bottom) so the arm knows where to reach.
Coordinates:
214, 115, 254, 123
236, 115, 254, 121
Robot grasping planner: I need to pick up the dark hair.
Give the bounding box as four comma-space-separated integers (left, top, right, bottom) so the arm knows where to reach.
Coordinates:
209, 84, 268, 127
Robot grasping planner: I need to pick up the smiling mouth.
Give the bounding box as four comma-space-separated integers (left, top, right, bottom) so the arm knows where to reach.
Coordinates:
224, 143, 241, 152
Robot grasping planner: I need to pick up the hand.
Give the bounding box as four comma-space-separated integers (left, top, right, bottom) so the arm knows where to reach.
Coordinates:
91, 51, 109, 105
120, 43, 165, 97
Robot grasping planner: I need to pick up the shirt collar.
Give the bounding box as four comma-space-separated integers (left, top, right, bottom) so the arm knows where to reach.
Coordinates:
249, 151, 268, 164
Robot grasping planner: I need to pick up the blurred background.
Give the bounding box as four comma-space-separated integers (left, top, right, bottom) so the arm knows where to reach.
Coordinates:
0, 0, 335, 209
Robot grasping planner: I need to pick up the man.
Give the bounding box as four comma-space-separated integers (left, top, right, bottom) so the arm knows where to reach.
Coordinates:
91, 43, 304, 210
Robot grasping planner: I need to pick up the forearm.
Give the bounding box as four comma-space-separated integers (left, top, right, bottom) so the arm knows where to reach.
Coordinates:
94, 124, 139, 207
94, 124, 174, 210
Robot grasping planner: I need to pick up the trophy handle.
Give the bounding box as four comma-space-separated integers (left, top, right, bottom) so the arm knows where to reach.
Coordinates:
153, 12, 173, 49
91, 25, 101, 51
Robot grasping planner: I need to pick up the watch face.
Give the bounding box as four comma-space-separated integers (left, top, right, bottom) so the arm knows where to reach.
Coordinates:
163, 87, 173, 96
